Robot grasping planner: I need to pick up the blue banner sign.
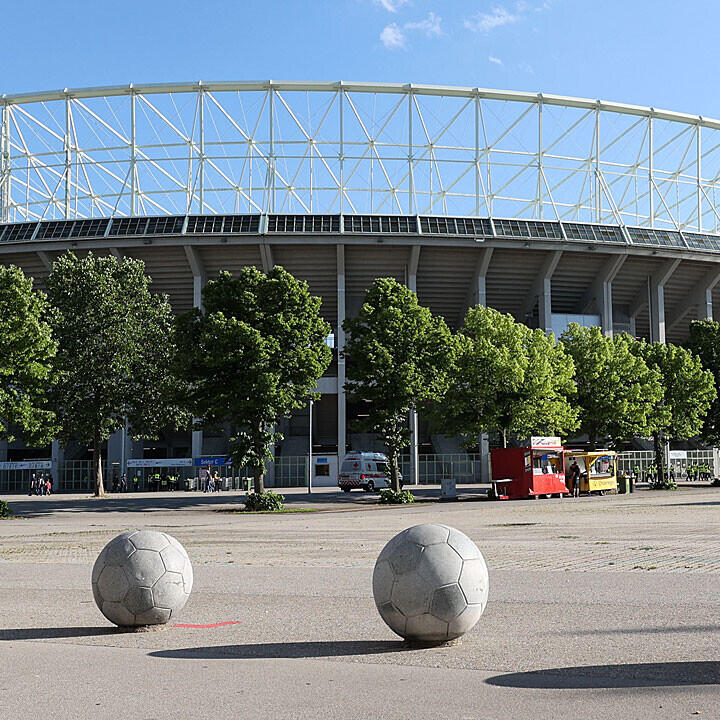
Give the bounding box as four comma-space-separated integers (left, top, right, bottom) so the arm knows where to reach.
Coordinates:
194, 456, 232, 467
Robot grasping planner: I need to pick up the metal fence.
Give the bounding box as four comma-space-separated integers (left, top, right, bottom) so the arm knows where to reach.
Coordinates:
274, 456, 309, 488
400, 454, 484, 485
58, 460, 94, 492
616, 449, 717, 479
0, 468, 44, 493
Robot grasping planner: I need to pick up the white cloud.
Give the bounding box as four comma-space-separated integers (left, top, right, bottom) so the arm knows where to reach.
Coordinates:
464, 2, 549, 34
380, 12, 443, 49
518, 61, 535, 74
374, 0, 410, 12
488, 55, 503, 65
464, 6, 520, 33
380, 23, 407, 49
405, 11, 443, 37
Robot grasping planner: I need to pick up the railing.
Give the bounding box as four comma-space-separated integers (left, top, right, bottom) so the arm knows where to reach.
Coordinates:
616, 449, 717, 478
400, 454, 484, 485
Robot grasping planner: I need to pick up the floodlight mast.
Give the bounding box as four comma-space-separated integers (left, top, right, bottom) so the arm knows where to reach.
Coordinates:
1, 82, 719, 231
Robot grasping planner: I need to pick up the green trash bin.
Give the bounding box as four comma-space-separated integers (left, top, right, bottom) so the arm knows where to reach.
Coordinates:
618, 474, 628, 494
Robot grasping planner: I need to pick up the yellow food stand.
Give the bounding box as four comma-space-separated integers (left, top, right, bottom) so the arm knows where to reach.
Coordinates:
565, 450, 617, 495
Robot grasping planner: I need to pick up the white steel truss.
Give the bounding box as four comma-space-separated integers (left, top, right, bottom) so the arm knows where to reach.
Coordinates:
2, 81, 720, 231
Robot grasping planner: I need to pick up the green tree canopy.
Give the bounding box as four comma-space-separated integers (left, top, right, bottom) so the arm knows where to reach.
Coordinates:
343, 277, 455, 491
0, 265, 56, 445
628, 337, 715, 487
45, 252, 187, 496
439, 306, 578, 448
687, 319, 720, 445
175, 266, 332, 494
560, 324, 662, 448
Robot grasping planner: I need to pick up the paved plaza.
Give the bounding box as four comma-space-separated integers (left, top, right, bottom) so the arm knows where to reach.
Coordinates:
1, 486, 718, 719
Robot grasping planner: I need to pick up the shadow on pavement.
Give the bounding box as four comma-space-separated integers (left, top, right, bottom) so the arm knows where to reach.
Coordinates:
3, 486, 489, 516
561, 625, 720, 636
3, 494, 245, 517
149, 640, 408, 660
485, 661, 720, 689
0, 626, 121, 640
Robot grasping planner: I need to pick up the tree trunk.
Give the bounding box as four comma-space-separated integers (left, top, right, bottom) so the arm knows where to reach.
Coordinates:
652, 430, 665, 487
388, 444, 400, 492
252, 419, 266, 494
252, 465, 265, 494
502, 429, 507, 448
93, 431, 104, 497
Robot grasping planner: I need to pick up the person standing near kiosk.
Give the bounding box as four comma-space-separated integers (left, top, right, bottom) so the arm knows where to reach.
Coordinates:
569, 460, 581, 497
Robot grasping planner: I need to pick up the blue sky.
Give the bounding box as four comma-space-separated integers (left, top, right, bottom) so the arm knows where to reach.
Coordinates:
1, 1, 718, 117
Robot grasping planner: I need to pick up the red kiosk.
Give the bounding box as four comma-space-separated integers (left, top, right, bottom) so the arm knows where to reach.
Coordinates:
490, 436, 568, 500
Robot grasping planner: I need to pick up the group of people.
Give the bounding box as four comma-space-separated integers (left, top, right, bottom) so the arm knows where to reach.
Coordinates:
28, 473, 52, 496
111, 473, 129, 492
631, 463, 712, 483
202, 467, 223, 493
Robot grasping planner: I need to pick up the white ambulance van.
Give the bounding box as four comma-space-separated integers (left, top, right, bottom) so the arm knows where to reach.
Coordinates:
338, 452, 403, 492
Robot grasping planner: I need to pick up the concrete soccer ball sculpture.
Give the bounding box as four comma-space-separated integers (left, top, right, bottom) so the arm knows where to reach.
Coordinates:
372, 524, 488, 643
92, 530, 193, 626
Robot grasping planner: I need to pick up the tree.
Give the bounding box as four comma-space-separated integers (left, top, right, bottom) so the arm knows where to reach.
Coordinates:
175, 267, 332, 494
560, 324, 662, 448
0, 265, 56, 445
439, 306, 578, 448
687, 319, 720, 445
629, 338, 715, 487
45, 252, 186, 496
343, 278, 455, 491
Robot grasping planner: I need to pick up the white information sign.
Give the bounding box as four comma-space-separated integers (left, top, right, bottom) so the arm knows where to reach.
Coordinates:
0, 461, 52, 470
530, 436, 561, 448
668, 450, 688, 460
127, 458, 193, 468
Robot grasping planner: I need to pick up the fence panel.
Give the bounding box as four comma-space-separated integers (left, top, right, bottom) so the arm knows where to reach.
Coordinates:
400, 454, 483, 484
59, 460, 94, 492
273, 456, 308, 488
617, 449, 717, 480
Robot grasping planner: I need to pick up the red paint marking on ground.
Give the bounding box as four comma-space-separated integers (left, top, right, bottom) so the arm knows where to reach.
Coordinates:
173, 621, 242, 629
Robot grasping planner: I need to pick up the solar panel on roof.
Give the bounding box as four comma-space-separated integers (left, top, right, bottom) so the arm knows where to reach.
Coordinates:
36, 221, 73, 239
1, 222, 37, 242
111, 218, 149, 236
563, 223, 625, 244
493, 219, 562, 239
683, 232, 720, 252
70, 219, 110, 238
267, 215, 340, 233
627, 227, 685, 248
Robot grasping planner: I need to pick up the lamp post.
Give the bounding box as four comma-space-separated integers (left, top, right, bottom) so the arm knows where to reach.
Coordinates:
308, 398, 313, 494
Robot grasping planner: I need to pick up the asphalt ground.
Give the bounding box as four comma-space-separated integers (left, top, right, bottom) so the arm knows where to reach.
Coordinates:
1, 485, 718, 719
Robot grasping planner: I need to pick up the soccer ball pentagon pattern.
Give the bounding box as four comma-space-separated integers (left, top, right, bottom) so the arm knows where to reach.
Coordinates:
92, 530, 193, 626
372, 524, 489, 643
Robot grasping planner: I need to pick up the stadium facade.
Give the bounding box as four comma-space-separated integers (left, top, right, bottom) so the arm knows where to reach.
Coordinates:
2, 82, 720, 488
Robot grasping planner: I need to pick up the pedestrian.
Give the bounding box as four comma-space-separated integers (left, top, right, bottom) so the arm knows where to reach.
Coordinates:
213, 470, 221, 492
120, 473, 127, 492
29, 474, 36, 496
569, 461, 581, 498
45, 477, 51, 495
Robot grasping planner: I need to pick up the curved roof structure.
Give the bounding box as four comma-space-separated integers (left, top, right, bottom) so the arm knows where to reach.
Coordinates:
2, 82, 720, 232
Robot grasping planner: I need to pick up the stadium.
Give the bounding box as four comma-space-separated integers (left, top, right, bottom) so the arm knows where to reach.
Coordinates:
2, 81, 720, 490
